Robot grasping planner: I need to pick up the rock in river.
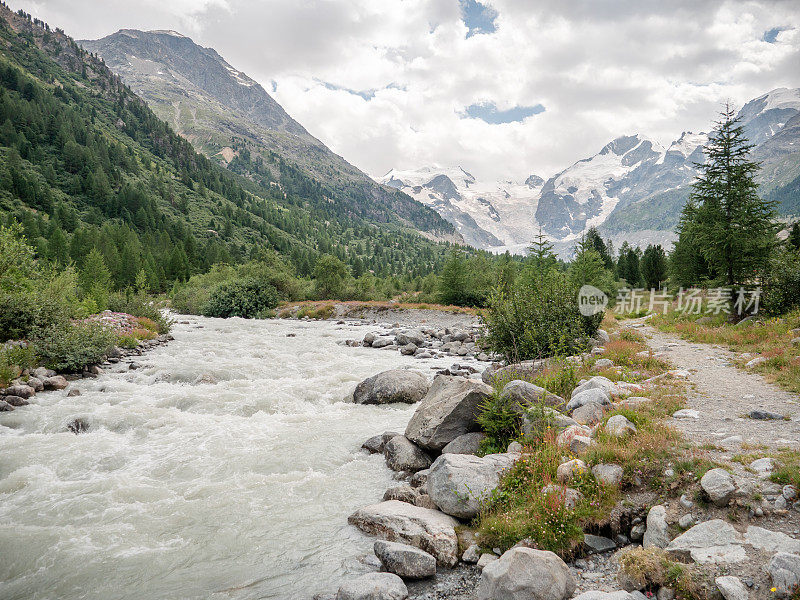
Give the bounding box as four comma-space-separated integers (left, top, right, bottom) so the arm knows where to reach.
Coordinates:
373, 540, 436, 579
336, 572, 408, 600
384, 436, 432, 473
348, 500, 460, 566
353, 370, 430, 405
405, 375, 493, 451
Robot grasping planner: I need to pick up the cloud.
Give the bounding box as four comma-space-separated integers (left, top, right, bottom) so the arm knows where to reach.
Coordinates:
15, 0, 800, 183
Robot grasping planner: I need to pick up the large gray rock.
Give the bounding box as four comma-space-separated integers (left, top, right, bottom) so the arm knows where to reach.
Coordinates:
43, 375, 69, 390
427, 452, 517, 519
499, 380, 565, 411
384, 436, 432, 472
768, 552, 800, 598
477, 547, 575, 600
572, 402, 604, 425
336, 573, 408, 600
715, 576, 748, 600
374, 541, 436, 579
571, 376, 615, 399
405, 376, 493, 451
566, 388, 610, 412
666, 520, 746, 564
396, 330, 426, 347
3, 384, 34, 399
353, 370, 430, 405
592, 464, 624, 487
643, 505, 669, 549
606, 415, 637, 437
701, 468, 736, 507
441, 432, 486, 455
348, 500, 460, 566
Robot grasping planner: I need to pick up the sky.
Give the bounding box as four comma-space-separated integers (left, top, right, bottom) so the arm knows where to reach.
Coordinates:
15, 0, 800, 182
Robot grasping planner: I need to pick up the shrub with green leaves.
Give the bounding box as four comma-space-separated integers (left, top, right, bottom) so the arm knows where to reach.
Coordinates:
482, 266, 602, 362
201, 278, 279, 319
33, 321, 116, 372
762, 248, 800, 316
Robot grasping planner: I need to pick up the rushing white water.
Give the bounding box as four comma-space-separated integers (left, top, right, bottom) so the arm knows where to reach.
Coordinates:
0, 316, 462, 600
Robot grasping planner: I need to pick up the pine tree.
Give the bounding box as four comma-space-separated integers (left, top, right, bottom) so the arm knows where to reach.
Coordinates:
640, 244, 667, 289
527, 228, 557, 274
678, 104, 778, 313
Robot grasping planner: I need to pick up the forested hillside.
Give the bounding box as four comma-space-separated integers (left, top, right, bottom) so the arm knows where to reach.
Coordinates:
0, 3, 455, 292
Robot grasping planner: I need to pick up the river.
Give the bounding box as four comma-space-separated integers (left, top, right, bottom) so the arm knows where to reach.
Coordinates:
0, 316, 462, 600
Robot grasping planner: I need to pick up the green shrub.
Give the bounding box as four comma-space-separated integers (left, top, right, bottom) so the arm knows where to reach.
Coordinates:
108, 291, 170, 334
33, 321, 116, 372
201, 278, 279, 318
477, 389, 523, 455
482, 267, 602, 362
762, 248, 800, 316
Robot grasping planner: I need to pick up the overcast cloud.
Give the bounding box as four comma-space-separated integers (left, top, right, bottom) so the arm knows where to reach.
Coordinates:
17, 0, 800, 181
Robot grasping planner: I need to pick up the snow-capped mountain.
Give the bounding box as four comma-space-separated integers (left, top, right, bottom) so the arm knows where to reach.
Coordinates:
388, 87, 800, 255
381, 166, 543, 250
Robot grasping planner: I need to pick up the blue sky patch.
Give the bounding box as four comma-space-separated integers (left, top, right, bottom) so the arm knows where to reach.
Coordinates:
459, 0, 498, 37
463, 102, 545, 124
762, 26, 789, 43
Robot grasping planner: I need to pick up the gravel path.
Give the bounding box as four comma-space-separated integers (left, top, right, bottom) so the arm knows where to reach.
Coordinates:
634, 320, 800, 450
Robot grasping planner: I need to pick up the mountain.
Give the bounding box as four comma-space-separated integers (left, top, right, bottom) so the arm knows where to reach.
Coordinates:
388, 88, 800, 255
0, 4, 455, 288
381, 166, 542, 250
79, 29, 457, 240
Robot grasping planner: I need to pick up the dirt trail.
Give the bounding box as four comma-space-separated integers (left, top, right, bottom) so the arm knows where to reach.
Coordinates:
632, 320, 800, 450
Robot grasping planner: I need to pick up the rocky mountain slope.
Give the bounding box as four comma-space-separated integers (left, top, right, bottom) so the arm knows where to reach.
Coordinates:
80, 29, 457, 240
386, 88, 800, 254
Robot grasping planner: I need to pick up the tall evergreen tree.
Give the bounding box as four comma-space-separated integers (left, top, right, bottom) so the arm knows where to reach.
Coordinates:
527, 228, 557, 274
640, 244, 667, 289
676, 104, 777, 312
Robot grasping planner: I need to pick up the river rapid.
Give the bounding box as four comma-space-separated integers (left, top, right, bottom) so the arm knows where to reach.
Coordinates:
0, 316, 462, 600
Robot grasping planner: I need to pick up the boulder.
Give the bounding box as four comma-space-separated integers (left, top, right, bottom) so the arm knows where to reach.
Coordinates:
595, 329, 611, 344
462, 544, 481, 563
396, 330, 425, 347
405, 376, 493, 451
33, 367, 56, 380
383, 485, 420, 505
410, 469, 429, 489
441, 432, 485, 455
372, 338, 395, 349
362, 435, 385, 454
606, 415, 637, 437
593, 358, 614, 370
584, 534, 616, 554
715, 576, 748, 600
592, 464, 624, 487
363, 332, 377, 346
572, 402, 604, 425
373, 540, 436, 579
477, 553, 498, 569
0, 400, 13, 411
26, 377, 43, 392
666, 520, 745, 564
43, 376, 69, 390
768, 552, 800, 598
353, 370, 430, 405
555, 424, 592, 450
348, 500, 460, 566
3, 384, 34, 399
427, 452, 517, 519
3, 395, 28, 407
336, 573, 408, 600
477, 547, 575, 600
556, 459, 587, 484
400, 344, 417, 356
643, 505, 669, 549
571, 376, 615, 399
700, 468, 736, 507
499, 380, 565, 411
384, 436, 432, 472
566, 388, 610, 412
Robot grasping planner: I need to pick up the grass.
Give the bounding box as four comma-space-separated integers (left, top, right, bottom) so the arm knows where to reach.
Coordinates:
617, 547, 714, 599
652, 308, 800, 393
474, 314, 707, 558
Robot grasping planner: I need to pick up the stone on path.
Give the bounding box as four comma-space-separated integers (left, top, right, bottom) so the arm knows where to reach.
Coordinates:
672, 409, 699, 419
643, 505, 669, 549
715, 576, 748, 600
700, 468, 736, 507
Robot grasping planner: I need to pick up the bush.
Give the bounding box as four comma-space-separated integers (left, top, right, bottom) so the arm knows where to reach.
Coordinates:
762, 248, 800, 316
201, 278, 279, 318
33, 321, 116, 372
108, 291, 170, 334
482, 267, 602, 362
